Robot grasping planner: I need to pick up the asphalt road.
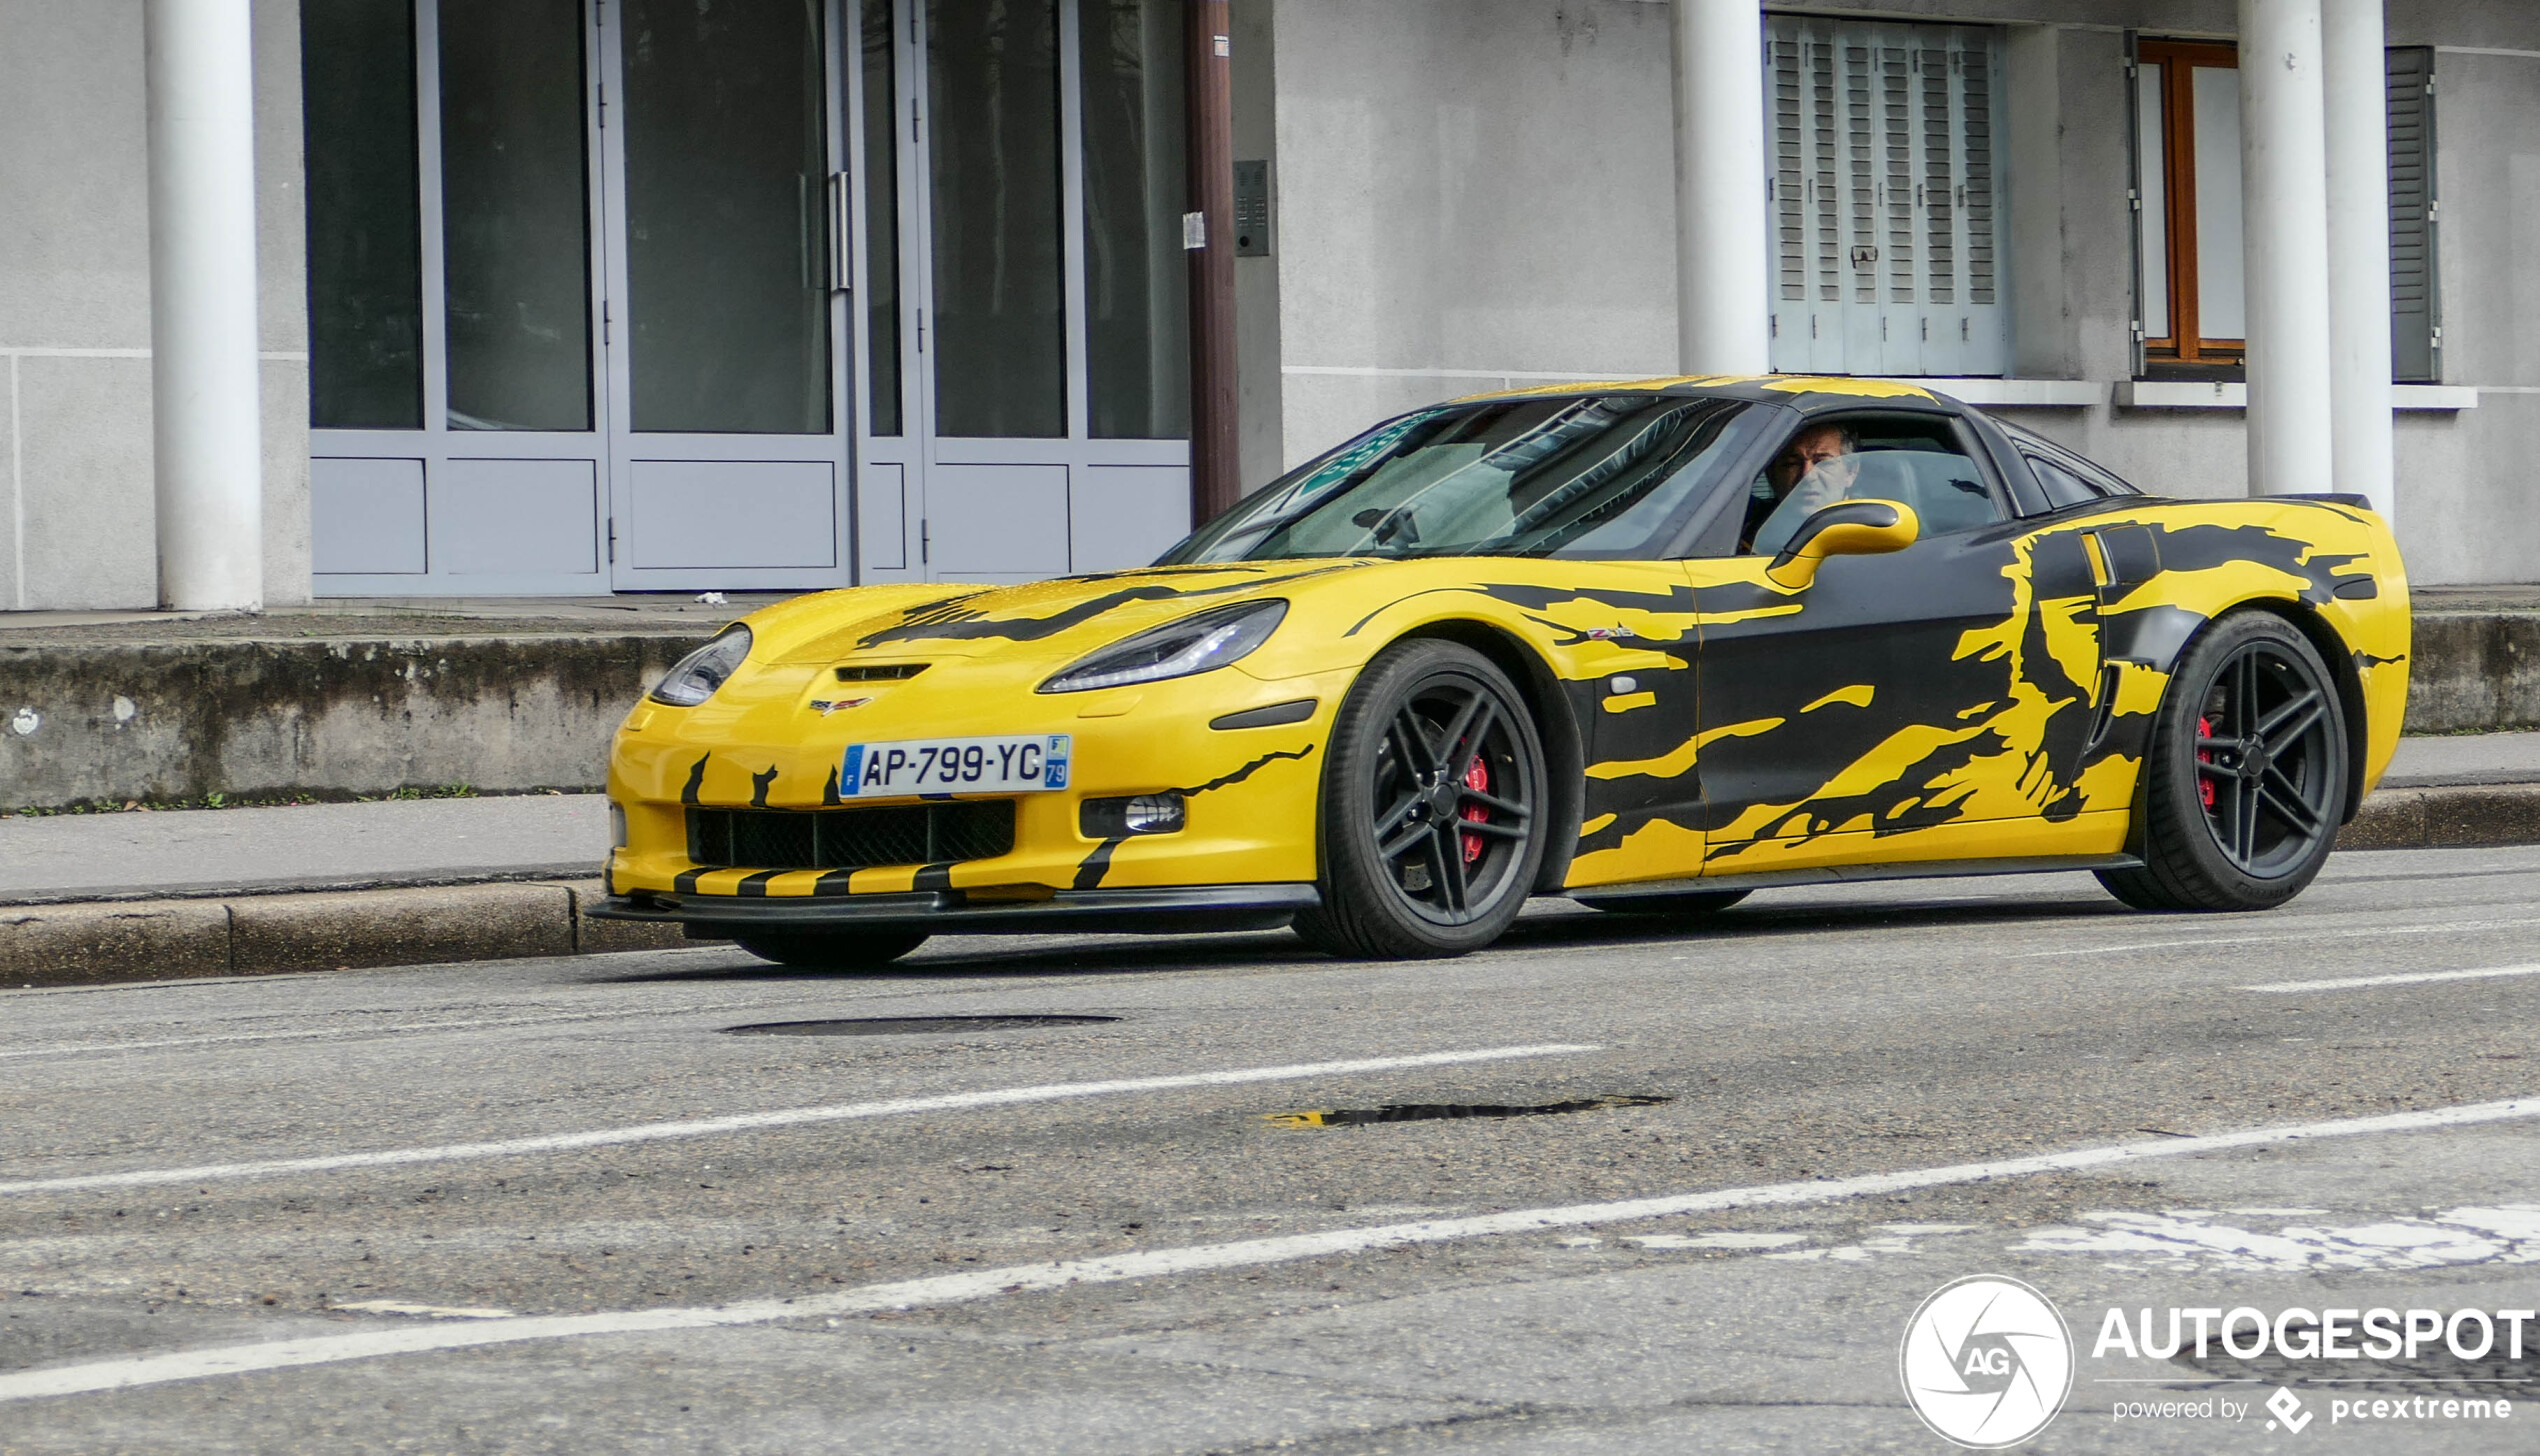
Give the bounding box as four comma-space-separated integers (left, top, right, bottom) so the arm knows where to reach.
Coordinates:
5, 846, 2539, 1454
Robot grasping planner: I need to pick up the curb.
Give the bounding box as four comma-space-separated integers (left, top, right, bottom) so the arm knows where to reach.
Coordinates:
0, 880, 683, 990
2333, 781, 2540, 852
6, 783, 2536, 991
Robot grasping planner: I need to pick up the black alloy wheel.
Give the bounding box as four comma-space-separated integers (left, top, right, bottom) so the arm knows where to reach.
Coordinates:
732, 929, 930, 970
2098, 612, 2349, 912
1293, 639, 1550, 958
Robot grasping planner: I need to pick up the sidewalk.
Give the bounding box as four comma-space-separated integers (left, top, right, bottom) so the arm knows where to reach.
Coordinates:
0, 794, 604, 905
3, 732, 2536, 989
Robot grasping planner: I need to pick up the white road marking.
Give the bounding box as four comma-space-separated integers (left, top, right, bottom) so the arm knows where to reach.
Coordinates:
0, 1044, 1598, 1199
0, 1002, 796, 1062
2016, 1205, 2540, 1273
2240, 963, 2540, 994
6, 1095, 2536, 1404
2023, 917, 2540, 958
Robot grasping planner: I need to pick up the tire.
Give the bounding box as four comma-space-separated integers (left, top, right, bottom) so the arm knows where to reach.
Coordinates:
2096, 611, 2350, 913
1572, 889, 1752, 918
1291, 640, 1550, 959
731, 930, 930, 969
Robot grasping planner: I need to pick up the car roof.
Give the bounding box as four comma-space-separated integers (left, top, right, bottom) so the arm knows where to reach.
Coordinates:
1452, 374, 1963, 415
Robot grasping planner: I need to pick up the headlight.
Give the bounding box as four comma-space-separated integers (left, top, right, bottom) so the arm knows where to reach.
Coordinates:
1038, 600, 1288, 694
649, 625, 752, 706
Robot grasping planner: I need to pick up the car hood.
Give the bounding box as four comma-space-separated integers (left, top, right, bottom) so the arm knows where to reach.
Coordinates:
758, 561, 1381, 670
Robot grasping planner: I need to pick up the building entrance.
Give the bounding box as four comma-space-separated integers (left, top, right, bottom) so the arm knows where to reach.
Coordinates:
304, 0, 1191, 596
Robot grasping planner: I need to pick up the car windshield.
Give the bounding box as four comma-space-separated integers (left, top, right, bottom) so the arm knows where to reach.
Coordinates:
1159, 394, 1768, 563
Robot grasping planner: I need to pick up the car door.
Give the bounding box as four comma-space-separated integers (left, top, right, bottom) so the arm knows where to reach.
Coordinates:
1686, 408, 2108, 872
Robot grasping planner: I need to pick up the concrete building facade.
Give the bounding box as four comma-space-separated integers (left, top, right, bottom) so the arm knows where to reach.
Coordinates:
1256, 0, 2535, 586
0, 0, 2530, 612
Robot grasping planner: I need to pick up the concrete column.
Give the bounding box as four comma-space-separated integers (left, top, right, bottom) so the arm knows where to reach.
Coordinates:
2323, 0, 2396, 518
2237, 0, 2336, 497
145, 0, 265, 611
1672, 0, 1771, 376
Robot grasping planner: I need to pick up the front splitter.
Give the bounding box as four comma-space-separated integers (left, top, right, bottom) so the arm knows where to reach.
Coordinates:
591, 883, 1320, 937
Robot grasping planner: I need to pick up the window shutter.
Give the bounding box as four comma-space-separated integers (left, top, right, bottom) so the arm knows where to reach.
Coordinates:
2386, 46, 2440, 383
1767, 27, 1846, 372
1764, 17, 2006, 378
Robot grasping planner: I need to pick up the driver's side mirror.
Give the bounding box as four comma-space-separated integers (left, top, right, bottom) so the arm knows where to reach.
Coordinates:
1765, 499, 1921, 591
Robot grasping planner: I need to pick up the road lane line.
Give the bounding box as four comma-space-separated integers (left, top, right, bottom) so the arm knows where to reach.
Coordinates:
2240, 963, 2540, 994
0, 1001, 815, 1061
7, 1095, 2538, 1404
2020, 916, 2540, 958
0, 1044, 1598, 1199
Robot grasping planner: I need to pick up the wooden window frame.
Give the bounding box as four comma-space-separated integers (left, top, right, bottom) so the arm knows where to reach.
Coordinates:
2137, 39, 2244, 367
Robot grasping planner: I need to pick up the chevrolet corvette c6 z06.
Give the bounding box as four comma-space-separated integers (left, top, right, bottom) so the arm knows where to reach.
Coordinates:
594, 376, 2408, 965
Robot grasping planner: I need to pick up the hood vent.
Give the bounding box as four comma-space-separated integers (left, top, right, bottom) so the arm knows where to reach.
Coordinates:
835, 662, 929, 682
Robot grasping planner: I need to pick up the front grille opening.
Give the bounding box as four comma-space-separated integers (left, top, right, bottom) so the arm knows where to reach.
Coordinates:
687, 800, 1014, 872
835, 662, 929, 682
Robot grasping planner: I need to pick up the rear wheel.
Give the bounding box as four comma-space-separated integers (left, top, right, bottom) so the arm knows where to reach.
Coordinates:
1292, 640, 1549, 959
732, 930, 930, 969
1573, 889, 1751, 918
2097, 612, 2348, 912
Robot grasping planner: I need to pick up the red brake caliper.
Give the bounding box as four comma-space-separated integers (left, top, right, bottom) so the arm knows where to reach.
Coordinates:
2196, 715, 2216, 809
1460, 756, 1491, 863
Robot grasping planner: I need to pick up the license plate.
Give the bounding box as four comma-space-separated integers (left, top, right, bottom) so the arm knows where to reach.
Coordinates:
840, 734, 1072, 797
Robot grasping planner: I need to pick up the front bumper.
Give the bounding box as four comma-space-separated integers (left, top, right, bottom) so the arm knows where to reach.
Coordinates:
608, 659, 1352, 901
592, 883, 1321, 937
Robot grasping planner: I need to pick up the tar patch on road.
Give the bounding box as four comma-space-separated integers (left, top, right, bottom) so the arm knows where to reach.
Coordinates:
1265, 1093, 1671, 1128
722, 1015, 1123, 1037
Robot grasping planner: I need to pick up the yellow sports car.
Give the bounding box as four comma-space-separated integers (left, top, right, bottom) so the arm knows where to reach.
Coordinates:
594, 376, 2408, 964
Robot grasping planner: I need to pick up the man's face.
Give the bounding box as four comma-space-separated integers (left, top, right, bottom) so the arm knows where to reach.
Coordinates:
1769, 425, 1852, 492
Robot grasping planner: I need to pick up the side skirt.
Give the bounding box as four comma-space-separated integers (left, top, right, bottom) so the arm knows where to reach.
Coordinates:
1567, 853, 2145, 900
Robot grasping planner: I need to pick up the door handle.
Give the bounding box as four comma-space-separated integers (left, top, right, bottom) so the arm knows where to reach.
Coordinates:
828, 171, 851, 294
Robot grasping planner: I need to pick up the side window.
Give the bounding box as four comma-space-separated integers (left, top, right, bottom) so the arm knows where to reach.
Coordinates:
2025, 454, 2104, 509
1740, 414, 2008, 556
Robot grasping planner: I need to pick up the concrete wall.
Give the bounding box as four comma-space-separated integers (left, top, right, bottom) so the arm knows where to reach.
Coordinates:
1253, 0, 2539, 583
2399, 41, 2540, 585
0, 0, 310, 613
0, 631, 706, 810
1268, 0, 1680, 469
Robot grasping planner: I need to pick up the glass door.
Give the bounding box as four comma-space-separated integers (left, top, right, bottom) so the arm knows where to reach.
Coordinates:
852, 0, 1194, 586
308, 0, 615, 595
596, 0, 855, 589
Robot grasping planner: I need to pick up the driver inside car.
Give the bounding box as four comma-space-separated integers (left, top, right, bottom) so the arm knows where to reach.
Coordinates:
1742, 421, 1859, 552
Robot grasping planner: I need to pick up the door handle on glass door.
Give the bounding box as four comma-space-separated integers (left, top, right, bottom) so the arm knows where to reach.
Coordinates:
829, 172, 851, 294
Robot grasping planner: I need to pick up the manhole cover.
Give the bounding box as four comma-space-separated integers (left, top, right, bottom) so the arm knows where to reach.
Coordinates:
723, 1015, 1121, 1037
1265, 1093, 1671, 1128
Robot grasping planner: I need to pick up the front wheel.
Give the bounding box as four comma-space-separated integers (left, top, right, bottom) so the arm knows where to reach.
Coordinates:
1292, 640, 1550, 959
732, 929, 930, 970
2097, 612, 2349, 912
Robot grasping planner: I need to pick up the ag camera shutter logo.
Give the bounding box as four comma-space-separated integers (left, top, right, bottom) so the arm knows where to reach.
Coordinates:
1900, 1274, 2075, 1448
